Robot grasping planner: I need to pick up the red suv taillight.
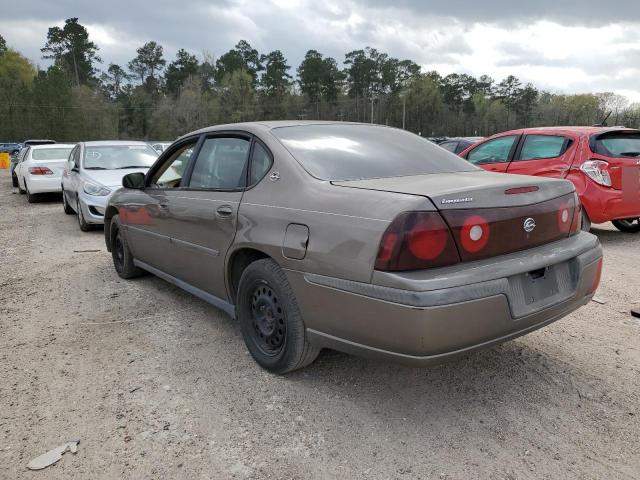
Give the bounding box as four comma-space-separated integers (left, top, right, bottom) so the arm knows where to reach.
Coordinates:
29, 166, 54, 175
375, 211, 460, 271
580, 160, 611, 187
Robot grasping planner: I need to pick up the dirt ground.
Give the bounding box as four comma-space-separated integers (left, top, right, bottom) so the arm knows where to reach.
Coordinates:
0, 168, 638, 480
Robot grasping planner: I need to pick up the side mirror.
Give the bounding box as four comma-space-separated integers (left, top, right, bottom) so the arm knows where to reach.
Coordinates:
71, 164, 79, 172
123, 172, 146, 189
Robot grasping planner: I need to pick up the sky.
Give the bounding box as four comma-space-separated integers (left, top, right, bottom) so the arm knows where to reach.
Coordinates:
2, 0, 639, 102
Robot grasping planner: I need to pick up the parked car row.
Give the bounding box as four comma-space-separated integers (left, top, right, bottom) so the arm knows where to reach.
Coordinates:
13, 140, 159, 230
12, 122, 620, 374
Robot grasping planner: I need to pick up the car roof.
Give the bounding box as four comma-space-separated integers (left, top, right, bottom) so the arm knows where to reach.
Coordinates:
82, 140, 152, 147
177, 121, 386, 141
29, 143, 75, 150
492, 126, 639, 137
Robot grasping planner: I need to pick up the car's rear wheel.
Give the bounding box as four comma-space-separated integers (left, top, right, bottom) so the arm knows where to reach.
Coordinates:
237, 258, 319, 374
612, 218, 640, 233
110, 214, 144, 279
25, 182, 37, 203
62, 189, 74, 214
77, 199, 92, 232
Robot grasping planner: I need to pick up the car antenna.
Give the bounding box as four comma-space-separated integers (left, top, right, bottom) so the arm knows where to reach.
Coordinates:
593, 111, 612, 127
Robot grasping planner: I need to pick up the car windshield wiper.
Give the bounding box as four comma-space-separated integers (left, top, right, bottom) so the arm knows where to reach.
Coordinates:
84, 166, 108, 170
116, 165, 149, 169
620, 152, 640, 157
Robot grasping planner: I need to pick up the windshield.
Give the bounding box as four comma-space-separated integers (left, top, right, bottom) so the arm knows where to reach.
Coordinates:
32, 147, 73, 161
593, 132, 640, 158
272, 124, 477, 181
83, 145, 158, 170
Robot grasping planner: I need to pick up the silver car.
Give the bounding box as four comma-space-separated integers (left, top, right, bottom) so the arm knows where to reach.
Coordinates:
62, 141, 158, 231
104, 122, 603, 373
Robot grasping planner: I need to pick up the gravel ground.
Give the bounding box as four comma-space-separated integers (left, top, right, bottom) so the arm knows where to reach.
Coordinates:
0, 168, 639, 480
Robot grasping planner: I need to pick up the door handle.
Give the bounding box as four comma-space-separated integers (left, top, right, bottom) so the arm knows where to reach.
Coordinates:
158, 202, 169, 209
216, 205, 234, 217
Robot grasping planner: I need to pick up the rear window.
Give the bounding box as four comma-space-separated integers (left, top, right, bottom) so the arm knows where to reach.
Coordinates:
271, 124, 477, 181
593, 132, 640, 158
32, 148, 73, 160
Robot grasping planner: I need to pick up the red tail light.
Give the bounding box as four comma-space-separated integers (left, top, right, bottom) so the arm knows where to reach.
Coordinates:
375, 212, 460, 271
29, 166, 53, 175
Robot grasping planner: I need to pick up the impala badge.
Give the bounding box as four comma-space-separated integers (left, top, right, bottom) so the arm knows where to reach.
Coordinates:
269, 171, 280, 182
523, 217, 536, 233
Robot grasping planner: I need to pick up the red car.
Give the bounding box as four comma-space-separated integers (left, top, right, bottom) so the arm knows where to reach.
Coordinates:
459, 127, 640, 232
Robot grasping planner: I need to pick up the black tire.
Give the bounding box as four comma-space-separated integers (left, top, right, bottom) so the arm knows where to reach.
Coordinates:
25, 182, 37, 203
110, 214, 144, 279
612, 218, 640, 233
237, 258, 320, 374
12, 173, 18, 188
18, 178, 26, 194
62, 189, 74, 214
581, 209, 591, 232
77, 199, 93, 232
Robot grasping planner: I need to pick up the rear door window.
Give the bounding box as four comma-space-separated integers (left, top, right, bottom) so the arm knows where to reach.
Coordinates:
188, 137, 250, 189
466, 136, 518, 165
249, 141, 273, 186
519, 135, 568, 160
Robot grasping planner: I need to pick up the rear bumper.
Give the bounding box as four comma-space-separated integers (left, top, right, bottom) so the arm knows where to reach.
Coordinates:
26, 175, 62, 194
570, 173, 640, 223
288, 232, 602, 365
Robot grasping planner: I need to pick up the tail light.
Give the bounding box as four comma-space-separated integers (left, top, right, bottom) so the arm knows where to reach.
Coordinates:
29, 166, 54, 175
375, 212, 460, 271
580, 160, 611, 187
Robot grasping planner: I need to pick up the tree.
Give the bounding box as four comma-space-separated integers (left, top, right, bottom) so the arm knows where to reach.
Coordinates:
100, 63, 129, 99
0, 34, 7, 54
41, 17, 100, 86
494, 75, 522, 127
128, 41, 166, 85
165, 49, 199, 95
260, 50, 291, 97
515, 83, 539, 126
215, 40, 262, 87
297, 50, 343, 103
220, 69, 255, 122
0, 49, 36, 139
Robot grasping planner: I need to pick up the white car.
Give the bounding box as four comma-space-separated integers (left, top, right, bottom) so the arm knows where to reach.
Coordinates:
15, 144, 75, 203
61, 141, 158, 231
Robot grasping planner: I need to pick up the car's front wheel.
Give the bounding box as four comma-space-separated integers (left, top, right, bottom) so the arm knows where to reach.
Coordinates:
62, 189, 74, 214
237, 258, 320, 374
11, 172, 18, 188
110, 214, 144, 279
77, 199, 92, 232
612, 218, 640, 233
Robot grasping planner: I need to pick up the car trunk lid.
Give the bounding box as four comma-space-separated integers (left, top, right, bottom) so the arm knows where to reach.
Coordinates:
333, 171, 580, 262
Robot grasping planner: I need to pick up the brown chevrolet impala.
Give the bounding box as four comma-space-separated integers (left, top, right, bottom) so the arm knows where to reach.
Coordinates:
104, 122, 603, 373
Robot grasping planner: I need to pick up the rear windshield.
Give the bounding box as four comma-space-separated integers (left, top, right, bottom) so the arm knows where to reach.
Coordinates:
271, 124, 477, 181
593, 131, 640, 158
32, 148, 73, 160
83, 145, 158, 170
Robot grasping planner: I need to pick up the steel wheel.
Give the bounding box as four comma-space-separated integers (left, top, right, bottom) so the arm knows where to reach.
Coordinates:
249, 281, 286, 356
